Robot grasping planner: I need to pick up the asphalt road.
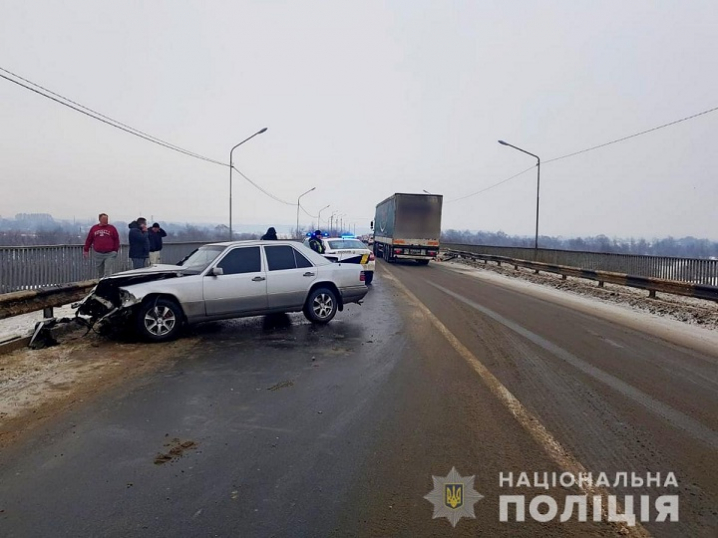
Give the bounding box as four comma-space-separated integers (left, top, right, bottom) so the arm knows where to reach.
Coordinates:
0, 261, 716, 537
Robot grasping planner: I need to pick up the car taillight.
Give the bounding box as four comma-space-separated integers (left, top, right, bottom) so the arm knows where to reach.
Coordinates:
393, 248, 403, 254
369, 253, 375, 261
428, 250, 438, 257
360, 271, 366, 282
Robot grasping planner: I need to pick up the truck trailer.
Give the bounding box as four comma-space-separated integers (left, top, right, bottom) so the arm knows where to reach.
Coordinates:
372, 193, 443, 264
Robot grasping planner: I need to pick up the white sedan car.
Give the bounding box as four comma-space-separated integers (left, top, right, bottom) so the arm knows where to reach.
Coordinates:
75, 241, 369, 342
303, 236, 376, 284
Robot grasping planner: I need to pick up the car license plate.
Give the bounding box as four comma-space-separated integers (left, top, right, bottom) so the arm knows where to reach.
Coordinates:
409, 249, 423, 255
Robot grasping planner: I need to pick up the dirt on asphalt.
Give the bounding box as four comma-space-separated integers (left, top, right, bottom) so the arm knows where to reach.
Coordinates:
0, 327, 198, 449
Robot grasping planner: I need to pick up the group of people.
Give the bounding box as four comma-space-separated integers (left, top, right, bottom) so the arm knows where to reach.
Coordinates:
83, 214, 167, 277
85, 220, 325, 279
261, 227, 325, 254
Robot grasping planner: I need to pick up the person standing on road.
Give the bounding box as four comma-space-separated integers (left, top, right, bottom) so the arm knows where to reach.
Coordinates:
309, 230, 325, 254
83, 213, 120, 278
128, 217, 150, 269
148, 222, 167, 265
261, 227, 278, 240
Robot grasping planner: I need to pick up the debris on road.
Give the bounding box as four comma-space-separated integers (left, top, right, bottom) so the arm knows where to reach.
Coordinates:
268, 380, 294, 391
154, 438, 197, 465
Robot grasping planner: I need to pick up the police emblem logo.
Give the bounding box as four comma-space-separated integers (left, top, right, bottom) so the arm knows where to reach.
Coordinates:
445, 484, 463, 509
424, 467, 483, 527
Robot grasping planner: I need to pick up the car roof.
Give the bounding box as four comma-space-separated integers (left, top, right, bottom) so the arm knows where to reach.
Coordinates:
204, 240, 302, 247
202, 239, 333, 266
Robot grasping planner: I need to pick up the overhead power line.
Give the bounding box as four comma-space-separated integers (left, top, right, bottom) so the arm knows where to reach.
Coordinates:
543, 105, 718, 165
446, 104, 718, 203
0, 66, 295, 206
446, 166, 535, 203
0, 68, 226, 166
230, 166, 294, 206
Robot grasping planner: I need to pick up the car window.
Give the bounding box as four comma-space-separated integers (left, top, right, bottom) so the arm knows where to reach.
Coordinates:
217, 247, 261, 275
327, 239, 367, 249
293, 248, 313, 268
265, 245, 297, 271
178, 245, 224, 273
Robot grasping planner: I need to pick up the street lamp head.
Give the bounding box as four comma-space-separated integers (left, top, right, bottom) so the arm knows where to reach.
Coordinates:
258, 127, 268, 134
498, 140, 509, 146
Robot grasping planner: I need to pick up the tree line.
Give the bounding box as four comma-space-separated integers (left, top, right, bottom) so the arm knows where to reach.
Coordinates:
441, 230, 718, 259
2, 216, 716, 259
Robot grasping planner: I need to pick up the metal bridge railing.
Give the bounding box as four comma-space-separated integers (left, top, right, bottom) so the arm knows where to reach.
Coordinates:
0, 242, 206, 294
441, 243, 718, 287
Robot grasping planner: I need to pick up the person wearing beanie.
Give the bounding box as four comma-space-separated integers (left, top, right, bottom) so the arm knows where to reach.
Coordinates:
148, 222, 168, 264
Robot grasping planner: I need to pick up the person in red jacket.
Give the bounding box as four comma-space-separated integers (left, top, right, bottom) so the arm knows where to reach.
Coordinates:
83, 213, 120, 278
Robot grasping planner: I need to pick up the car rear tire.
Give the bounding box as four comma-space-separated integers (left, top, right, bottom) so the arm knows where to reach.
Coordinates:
303, 288, 338, 324
136, 297, 183, 342
365, 271, 374, 285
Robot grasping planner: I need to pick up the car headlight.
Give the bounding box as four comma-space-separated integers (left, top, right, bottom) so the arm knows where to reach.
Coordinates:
119, 289, 140, 308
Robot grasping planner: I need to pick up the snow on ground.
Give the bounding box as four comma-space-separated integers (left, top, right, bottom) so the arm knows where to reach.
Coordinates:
0, 305, 77, 343
436, 255, 718, 355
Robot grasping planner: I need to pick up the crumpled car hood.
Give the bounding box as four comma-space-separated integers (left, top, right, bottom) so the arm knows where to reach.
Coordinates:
75, 265, 188, 325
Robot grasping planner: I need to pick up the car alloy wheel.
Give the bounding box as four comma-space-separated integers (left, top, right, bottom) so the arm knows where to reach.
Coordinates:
312, 292, 334, 320
304, 287, 338, 324
143, 305, 177, 337
136, 297, 183, 342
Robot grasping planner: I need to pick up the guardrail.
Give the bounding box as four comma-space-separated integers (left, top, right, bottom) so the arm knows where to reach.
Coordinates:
442, 243, 718, 286
0, 242, 205, 294
444, 249, 718, 303
0, 280, 96, 321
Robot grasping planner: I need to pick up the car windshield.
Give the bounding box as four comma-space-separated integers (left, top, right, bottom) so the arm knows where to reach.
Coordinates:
327, 240, 366, 250
176, 245, 224, 273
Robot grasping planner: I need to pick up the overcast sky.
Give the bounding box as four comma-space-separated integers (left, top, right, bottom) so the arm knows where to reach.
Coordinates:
1, 0, 716, 239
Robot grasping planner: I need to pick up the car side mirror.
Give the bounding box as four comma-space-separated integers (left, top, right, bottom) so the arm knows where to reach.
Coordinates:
210, 267, 224, 276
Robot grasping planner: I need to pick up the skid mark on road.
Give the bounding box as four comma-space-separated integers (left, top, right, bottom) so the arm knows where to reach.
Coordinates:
381, 266, 651, 538
429, 282, 718, 451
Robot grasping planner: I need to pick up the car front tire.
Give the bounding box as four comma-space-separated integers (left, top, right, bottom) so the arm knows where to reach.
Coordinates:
136, 297, 183, 342
303, 287, 338, 324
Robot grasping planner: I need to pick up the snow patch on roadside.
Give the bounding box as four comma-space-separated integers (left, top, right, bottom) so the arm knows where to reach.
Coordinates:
436, 258, 718, 356
0, 305, 77, 343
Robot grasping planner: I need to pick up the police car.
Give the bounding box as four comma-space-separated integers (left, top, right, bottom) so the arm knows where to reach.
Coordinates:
304, 234, 376, 284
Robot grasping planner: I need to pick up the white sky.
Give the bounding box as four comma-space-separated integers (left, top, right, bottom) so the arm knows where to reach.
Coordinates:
1, 0, 716, 239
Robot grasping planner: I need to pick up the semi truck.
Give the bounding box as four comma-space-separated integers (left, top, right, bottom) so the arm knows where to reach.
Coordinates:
372, 193, 443, 264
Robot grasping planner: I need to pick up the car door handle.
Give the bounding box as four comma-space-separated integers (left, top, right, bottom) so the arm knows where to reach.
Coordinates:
303, 272, 316, 277
252, 276, 266, 282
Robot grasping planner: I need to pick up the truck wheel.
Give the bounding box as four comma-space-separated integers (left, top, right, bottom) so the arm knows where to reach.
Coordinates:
416, 260, 430, 265
303, 287, 338, 324
136, 298, 183, 342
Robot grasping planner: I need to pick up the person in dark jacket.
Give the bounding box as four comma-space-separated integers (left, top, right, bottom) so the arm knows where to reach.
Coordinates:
128, 218, 150, 269
148, 222, 168, 265
308, 230, 325, 254
261, 227, 278, 240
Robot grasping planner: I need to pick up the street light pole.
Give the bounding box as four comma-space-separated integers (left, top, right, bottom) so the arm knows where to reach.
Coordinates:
317, 204, 330, 229
296, 187, 316, 238
498, 140, 541, 249
229, 127, 268, 240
